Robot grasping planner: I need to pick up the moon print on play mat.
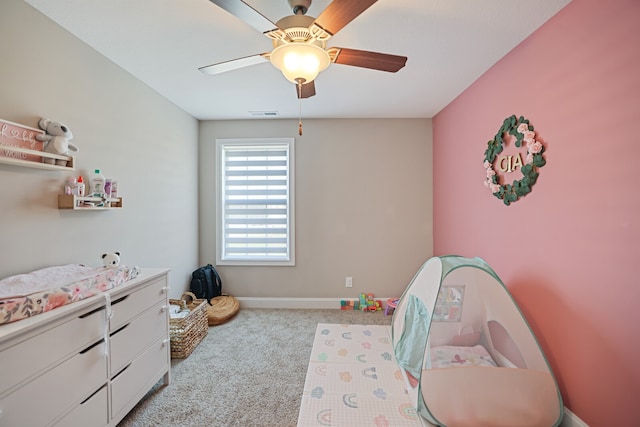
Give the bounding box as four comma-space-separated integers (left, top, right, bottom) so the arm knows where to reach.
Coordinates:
362, 367, 378, 379
398, 403, 418, 420
316, 409, 331, 426
342, 393, 358, 408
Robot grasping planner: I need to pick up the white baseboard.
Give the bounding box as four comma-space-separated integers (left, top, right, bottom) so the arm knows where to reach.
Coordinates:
235, 297, 394, 310
236, 297, 341, 309
561, 407, 588, 427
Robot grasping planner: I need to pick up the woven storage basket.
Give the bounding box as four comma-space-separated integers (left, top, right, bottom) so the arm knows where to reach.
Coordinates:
207, 294, 240, 326
169, 292, 208, 359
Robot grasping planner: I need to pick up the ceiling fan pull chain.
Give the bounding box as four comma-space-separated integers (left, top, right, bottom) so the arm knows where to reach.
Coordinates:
297, 80, 304, 136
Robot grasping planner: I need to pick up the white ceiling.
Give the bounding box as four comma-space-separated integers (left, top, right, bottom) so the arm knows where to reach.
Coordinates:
24, 0, 571, 120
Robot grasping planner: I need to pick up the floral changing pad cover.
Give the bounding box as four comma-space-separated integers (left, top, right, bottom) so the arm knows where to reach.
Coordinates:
0, 264, 140, 325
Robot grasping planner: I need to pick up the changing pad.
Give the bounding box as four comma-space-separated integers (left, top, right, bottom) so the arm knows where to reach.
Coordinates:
0, 264, 140, 325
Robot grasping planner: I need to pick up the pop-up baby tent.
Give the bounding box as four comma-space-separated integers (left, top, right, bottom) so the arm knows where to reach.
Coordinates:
391, 256, 563, 427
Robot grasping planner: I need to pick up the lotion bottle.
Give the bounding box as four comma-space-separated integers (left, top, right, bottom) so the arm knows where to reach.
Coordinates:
90, 169, 106, 197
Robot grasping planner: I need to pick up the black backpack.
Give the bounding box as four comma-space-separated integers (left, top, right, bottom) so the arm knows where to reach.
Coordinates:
190, 264, 222, 304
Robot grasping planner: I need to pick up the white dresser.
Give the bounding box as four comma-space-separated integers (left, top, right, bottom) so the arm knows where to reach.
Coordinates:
0, 268, 171, 427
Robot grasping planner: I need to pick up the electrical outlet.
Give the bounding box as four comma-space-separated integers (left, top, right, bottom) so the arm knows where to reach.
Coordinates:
345, 277, 353, 288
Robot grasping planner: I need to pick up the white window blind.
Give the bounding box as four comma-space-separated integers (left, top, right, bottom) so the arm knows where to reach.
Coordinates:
216, 138, 295, 266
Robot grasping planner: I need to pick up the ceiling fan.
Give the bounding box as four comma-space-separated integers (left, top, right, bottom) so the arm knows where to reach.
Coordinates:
199, 0, 408, 100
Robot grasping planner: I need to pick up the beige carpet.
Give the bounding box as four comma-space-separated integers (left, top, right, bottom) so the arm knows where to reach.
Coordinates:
117, 308, 393, 427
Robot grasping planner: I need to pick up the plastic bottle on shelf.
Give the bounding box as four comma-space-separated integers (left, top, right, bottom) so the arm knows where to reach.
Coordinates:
104, 179, 112, 197
75, 176, 85, 197
110, 180, 118, 199
90, 169, 106, 197
104, 179, 112, 207
64, 176, 76, 195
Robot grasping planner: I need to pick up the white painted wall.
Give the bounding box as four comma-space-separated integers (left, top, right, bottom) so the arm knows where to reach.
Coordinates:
0, 0, 199, 298
199, 118, 433, 299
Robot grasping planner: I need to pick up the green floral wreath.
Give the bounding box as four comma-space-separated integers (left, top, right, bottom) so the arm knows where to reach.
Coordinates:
483, 115, 546, 205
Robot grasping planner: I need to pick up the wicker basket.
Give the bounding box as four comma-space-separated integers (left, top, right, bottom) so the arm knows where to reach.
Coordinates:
207, 294, 240, 326
169, 292, 208, 359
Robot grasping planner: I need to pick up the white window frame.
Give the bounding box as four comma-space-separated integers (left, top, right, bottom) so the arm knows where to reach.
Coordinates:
215, 138, 295, 266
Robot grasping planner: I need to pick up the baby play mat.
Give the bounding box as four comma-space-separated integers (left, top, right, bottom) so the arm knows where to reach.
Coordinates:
297, 323, 423, 427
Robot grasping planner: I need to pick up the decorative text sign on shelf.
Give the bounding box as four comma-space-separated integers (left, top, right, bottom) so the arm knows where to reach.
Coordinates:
0, 118, 44, 163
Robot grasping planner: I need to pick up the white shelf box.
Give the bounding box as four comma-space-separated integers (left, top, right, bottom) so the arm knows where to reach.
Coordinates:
58, 195, 123, 210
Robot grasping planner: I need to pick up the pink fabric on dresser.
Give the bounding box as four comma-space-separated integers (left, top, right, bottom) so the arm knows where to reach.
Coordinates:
0, 264, 140, 325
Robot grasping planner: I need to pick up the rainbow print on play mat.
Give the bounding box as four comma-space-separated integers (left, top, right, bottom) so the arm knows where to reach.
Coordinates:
297, 323, 421, 426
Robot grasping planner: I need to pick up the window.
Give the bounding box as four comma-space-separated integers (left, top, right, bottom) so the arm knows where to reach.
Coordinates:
216, 138, 295, 266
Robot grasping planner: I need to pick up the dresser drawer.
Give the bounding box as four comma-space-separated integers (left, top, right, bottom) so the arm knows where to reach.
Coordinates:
52, 385, 108, 427
110, 337, 170, 419
0, 340, 107, 427
110, 276, 168, 331
110, 300, 168, 374
0, 307, 104, 397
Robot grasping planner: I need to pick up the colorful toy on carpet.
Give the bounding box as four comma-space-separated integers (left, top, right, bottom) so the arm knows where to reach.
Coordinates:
340, 300, 359, 310
360, 293, 383, 312
340, 294, 383, 311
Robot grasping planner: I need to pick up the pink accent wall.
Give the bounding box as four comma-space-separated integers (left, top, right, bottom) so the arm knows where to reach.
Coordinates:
433, 0, 640, 425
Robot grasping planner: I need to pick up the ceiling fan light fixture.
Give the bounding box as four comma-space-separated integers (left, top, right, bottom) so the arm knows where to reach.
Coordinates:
270, 43, 330, 84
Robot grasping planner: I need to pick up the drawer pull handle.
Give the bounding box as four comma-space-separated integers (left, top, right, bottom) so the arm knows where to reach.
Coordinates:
80, 339, 104, 354
80, 386, 105, 405
161, 305, 168, 312
112, 295, 129, 306
110, 323, 130, 336
162, 338, 170, 346
161, 287, 168, 294
79, 306, 106, 318
112, 362, 132, 380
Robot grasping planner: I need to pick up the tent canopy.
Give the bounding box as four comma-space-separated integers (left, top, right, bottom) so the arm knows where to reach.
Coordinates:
391, 256, 563, 427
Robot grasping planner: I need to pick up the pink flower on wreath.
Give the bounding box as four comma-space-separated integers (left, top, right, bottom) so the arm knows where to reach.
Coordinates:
484, 179, 490, 188
517, 123, 529, 134
486, 167, 496, 178
523, 130, 535, 142
483, 160, 492, 169
490, 183, 501, 193
529, 141, 543, 154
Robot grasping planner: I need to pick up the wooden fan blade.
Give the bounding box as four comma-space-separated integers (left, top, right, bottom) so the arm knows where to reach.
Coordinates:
331, 47, 407, 72
313, 0, 377, 36
199, 54, 269, 75
297, 81, 316, 99
209, 0, 277, 33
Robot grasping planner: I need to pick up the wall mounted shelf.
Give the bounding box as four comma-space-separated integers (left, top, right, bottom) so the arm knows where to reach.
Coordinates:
58, 195, 123, 210
0, 145, 75, 171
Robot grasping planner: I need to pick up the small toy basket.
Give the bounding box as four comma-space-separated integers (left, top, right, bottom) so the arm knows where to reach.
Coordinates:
169, 292, 208, 359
